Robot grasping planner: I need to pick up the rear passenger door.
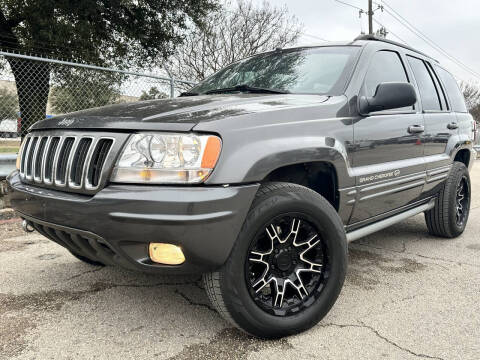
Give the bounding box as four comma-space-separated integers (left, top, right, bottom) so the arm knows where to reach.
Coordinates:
350, 50, 425, 225
406, 56, 457, 176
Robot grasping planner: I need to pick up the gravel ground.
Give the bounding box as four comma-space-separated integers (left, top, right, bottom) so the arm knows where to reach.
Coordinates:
1, 164, 479, 360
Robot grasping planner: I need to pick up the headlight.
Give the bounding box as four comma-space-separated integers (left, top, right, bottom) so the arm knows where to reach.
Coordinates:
16, 152, 21, 170
111, 133, 222, 184
16, 138, 25, 170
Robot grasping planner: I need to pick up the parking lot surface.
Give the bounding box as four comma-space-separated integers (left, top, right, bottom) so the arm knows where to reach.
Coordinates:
1, 164, 479, 360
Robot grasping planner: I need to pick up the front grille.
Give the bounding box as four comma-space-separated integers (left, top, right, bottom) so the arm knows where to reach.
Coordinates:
88, 139, 113, 188
19, 132, 116, 194
71, 138, 93, 186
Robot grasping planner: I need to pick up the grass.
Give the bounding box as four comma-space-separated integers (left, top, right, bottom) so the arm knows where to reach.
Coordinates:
0, 146, 19, 153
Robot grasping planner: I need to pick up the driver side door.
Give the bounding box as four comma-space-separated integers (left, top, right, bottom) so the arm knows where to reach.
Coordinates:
350, 50, 425, 225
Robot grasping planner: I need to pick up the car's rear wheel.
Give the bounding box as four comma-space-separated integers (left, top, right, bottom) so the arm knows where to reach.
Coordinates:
203, 182, 347, 338
425, 161, 471, 238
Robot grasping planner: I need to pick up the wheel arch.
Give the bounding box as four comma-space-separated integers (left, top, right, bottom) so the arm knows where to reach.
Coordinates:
262, 161, 340, 210
454, 148, 471, 168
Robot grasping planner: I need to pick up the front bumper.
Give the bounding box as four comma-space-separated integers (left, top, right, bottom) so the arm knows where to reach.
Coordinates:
7, 171, 259, 274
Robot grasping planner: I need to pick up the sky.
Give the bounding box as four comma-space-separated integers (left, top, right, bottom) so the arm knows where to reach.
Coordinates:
249, 0, 480, 84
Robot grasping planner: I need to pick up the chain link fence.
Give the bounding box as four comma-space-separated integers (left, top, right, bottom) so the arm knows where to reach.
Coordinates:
0, 51, 196, 151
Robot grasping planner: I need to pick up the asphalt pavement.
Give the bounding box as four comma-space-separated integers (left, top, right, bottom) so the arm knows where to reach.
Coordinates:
1, 164, 479, 360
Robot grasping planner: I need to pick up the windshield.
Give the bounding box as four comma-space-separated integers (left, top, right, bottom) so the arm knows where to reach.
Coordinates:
189, 46, 359, 95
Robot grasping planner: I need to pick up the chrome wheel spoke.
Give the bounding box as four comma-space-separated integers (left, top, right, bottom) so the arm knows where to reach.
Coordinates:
273, 278, 285, 307
266, 218, 301, 245
252, 274, 274, 293
295, 234, 323, 273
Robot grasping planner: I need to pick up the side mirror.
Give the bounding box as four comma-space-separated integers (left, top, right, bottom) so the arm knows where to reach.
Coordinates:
359, 82, 417, 114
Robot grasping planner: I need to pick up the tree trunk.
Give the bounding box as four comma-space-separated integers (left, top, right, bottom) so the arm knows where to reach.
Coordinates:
7, 58, 50, 138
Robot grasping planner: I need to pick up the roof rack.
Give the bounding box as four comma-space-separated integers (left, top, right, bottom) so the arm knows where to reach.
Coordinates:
354, 34, 436, 62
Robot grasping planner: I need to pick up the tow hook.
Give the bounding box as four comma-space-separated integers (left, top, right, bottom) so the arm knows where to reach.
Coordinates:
22, 219, 35, 233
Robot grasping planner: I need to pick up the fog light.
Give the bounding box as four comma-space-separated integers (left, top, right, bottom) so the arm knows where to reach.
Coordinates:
149, 243, 185, 265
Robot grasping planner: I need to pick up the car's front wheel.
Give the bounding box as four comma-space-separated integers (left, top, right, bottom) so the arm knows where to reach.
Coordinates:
203, 182, 347, 338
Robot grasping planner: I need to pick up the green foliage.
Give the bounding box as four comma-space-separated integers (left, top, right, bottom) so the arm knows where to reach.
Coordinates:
0, 0, 218, 68
49, 71, 122, 114
139, 87, 168, 101
0, 0, 218, 135
0, 87, 18, 119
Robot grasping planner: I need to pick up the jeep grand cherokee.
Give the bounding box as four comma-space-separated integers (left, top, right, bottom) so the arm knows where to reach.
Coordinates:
7, 35, 476, 338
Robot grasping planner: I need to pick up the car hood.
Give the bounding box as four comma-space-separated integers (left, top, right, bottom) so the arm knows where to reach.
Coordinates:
31, 93, 330, 132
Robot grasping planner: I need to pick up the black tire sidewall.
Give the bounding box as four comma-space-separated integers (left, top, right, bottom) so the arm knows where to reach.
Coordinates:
220, 185, 347, 338
446, 163, 471, 236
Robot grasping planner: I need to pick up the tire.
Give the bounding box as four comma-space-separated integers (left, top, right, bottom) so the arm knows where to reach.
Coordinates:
425, 161, 471, 238
203, 182, 347, 339
70, 252, 105, 266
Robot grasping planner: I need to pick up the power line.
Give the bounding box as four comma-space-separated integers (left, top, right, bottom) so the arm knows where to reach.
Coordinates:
379, 0, 480, 80
334, 0, 384, 35
372, 18, 407, 45
301, 33, 331, 42
333, 0, 364, 12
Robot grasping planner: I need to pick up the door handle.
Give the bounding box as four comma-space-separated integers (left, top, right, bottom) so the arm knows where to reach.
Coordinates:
447, 122, 458, 130
408, 125, 425, 134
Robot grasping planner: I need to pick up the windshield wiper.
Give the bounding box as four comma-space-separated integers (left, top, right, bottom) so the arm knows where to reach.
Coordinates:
204, 84, 289, 95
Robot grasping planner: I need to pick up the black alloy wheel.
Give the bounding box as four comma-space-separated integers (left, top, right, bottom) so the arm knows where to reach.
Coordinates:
455, 175, 470, 227
246, 215, 330, 317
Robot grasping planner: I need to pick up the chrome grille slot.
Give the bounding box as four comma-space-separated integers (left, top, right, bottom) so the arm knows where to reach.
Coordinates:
70, 138, 92, 187
44, 137, 60, 183
55, 137, 75, 185
19, 131, 120, 195
87, 139, 113, 188
34, 137, 48, 181
19, 137, 31, 176
25, 137, 38, 179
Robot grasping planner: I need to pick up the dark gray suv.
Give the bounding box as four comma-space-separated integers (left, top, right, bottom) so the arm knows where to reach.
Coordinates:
7, 35, 476, 338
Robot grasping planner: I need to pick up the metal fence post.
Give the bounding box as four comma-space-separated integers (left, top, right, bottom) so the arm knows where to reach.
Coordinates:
170, 77, 175, 98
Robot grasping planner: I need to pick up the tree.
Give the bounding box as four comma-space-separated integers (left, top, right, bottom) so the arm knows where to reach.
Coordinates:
50, 71, 122, 114
470, 104, 480, 123
139, 87, 168, 101
167, 0, 303, 85
461, 82, 480, 110
461, 82, 480, 121
0, 0, 218, 136
0, 87, 18, 119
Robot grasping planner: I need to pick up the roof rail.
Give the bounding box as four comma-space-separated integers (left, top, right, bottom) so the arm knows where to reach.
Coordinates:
354, 34, 437, 62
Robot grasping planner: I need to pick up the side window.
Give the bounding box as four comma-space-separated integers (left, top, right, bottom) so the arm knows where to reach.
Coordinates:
435, 66, 468, 113
364, 50, 410, 99
407, 56, 441, 111
426, 62, 449, 110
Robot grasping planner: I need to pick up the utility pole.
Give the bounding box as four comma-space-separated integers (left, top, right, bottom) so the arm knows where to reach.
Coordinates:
368, 0, 373, 35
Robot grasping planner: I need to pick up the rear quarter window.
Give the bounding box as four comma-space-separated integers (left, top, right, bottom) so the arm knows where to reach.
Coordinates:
435, 66, 468, 113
